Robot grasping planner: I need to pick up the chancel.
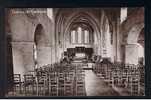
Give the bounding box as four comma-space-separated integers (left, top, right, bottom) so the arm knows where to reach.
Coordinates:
5, 8, 144, 96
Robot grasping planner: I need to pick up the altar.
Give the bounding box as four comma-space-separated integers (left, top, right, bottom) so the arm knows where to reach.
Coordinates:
75, 53, 86, 59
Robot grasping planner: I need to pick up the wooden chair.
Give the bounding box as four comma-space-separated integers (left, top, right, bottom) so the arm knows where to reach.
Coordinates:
112, 69, 120, 87
107, 68, 113, 87
131, 76, 139, 96
138, 65, 145, 96
64, 71, 74, 96
48, 71, 58, 96
96, 64, 103, 78
36, 74, 48, 96
13, 74, 22, 94
58, 72, 65, 96
121, 69, 128, 88
101, 63, 108, 79
23, 74, 35, 96
75, 71, 85, 96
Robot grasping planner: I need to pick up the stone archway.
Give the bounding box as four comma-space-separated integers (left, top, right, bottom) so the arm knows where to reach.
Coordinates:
125, 24, 144, 65
34, 24, 46, 46
137, 28, 144, 65
55, 10, 101, 60
63, 12, 101, 56
7, 8, 54, 82
120, 7, 144, 64
34, 24, 45, 68
127, 24, 144, 44
137, 28, 144, 47
34, 24, 51, 68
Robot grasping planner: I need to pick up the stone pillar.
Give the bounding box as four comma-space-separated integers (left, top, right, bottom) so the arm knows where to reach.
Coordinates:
37, 46, 52, 67
112, 21, 116, 62
51, 45, 56, 64
97, 33, 101, 56
102, 29, 107, 58
11, 42, 35, 79
116, 17, 121, 62
121, 44, 126, 63
125, 44, 139, 64
112, 18, 121, 63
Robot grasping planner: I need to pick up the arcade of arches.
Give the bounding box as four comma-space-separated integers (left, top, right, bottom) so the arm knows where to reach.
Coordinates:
6, 8, 144, 96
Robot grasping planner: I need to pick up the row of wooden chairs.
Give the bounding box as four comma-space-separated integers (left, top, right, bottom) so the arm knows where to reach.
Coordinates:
92, 62, 144, 96
12, 63, 86, 96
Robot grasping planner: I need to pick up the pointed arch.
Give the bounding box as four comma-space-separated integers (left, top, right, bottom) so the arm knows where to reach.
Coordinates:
64, 12, 100, 40
34, 24, 46, 46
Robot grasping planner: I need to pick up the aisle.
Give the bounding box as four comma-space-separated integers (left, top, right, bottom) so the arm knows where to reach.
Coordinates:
85, 70, 120, 96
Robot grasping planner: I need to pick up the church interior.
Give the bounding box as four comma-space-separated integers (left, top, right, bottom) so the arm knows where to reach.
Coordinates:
5, 7, 144, 96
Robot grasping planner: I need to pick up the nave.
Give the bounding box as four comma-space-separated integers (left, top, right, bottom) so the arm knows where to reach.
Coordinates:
5, 8, 145, 97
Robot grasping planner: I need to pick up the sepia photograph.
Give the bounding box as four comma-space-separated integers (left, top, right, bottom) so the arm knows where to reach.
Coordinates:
5, 7, 144, 97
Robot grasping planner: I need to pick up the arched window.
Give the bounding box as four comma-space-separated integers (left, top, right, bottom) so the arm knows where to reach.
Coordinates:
77, 27, 82, 43
70, 25, 91, 44
120, 8, 127, 23
33, 43, 37, 60
71, 30, 76, 43
84, 30, 89, 43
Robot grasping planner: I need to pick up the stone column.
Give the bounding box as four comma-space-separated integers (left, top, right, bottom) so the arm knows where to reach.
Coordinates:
97, 32, 101, 55
102, 31, 107, 58
51, 45, 56, 64
11, 42, 35, 79
116, 17, 121, 62
125, 44, 139, 64
37, 45, 52, 67
112, 21, 116, 62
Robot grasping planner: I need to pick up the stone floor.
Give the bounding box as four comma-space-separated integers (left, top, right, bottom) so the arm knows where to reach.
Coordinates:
85, 70, 120, 96
85, 70, 130, 96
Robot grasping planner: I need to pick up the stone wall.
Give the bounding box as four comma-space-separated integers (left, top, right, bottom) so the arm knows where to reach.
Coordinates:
7, 8, 55, 79
7, 8, 144, 79
120, 7, 144, 64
